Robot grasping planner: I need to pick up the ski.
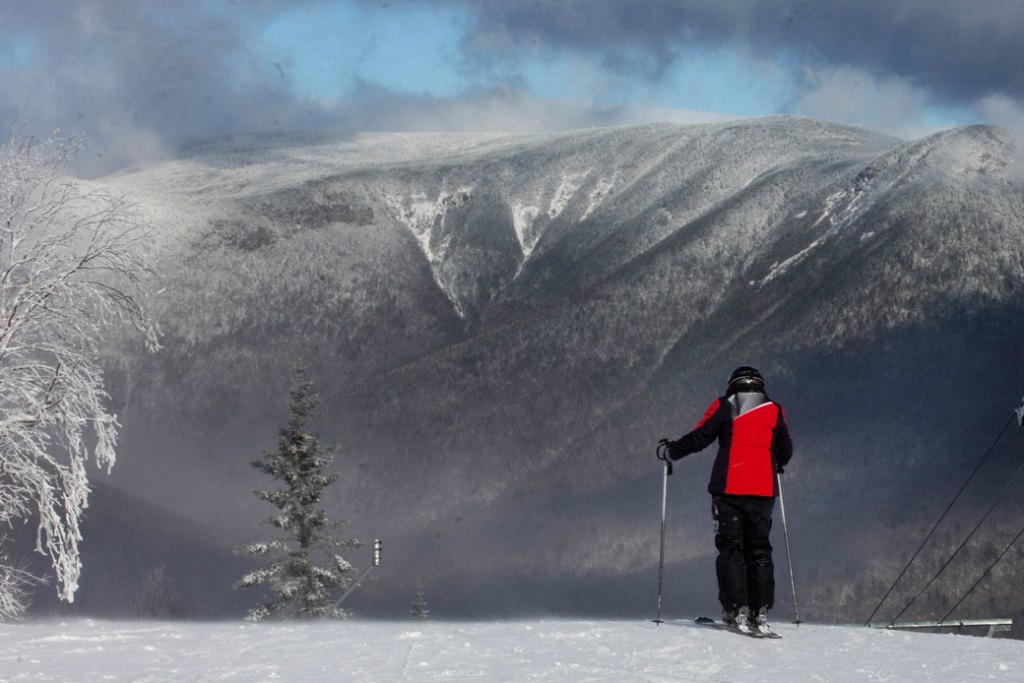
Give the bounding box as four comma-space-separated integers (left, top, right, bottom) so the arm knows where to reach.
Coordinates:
693, 616, 779, 639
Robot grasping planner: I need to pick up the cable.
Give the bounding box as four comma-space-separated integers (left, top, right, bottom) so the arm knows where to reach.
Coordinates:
864, 414, 1015, 625
889, 449, 1024, 624
940, 519, 1024, 623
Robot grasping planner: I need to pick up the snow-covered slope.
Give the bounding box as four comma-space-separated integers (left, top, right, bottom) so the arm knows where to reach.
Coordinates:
0, 619, 1021, 682
76, 118, 1024, 621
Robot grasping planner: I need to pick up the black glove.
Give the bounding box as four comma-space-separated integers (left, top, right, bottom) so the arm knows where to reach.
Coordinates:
656, 439, 675, 475
658, 439, 681, 460
776, 464, 785, 475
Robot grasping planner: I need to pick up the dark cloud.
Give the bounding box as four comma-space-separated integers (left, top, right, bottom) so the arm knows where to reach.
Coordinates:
432, 0, 1024, 107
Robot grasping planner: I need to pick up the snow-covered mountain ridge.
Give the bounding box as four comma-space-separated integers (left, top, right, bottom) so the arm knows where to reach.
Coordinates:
80, 118, 1024, 620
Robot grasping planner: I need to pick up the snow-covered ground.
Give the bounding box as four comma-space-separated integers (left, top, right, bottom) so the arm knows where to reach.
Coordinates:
0, 618, 1021, 682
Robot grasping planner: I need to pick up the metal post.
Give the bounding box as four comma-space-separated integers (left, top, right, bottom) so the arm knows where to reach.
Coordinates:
654, 456, 671, 624
777, 475, 801, 625
334, 539, 382, 610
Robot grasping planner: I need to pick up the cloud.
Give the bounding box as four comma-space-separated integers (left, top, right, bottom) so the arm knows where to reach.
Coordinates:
976, 93, 1024, 175
0, 1, 338, 175
5, 1, 1024, 175
332, 81, 736, 134
977, 94, 1024, 138
433, 0, 1024, 107
790, 66, 945, 140
0, 1, 739, 176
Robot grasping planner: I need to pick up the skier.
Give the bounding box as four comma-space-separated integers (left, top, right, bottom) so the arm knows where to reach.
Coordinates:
661, 366, 792, 636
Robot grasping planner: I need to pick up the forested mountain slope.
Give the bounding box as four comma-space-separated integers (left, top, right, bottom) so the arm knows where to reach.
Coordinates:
78, 118, 1023, 619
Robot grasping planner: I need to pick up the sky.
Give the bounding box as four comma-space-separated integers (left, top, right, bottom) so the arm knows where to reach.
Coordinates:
1, 0, 1023, 175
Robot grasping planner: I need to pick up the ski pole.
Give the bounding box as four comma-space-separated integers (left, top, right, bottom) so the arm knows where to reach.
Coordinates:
654, 443, 672, 625
777, 473, 801, 625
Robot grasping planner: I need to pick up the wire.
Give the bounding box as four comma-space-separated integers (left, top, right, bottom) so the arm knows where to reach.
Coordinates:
889, 447, 1024, 624
940, 518, 1024, 623
864, 414, 1015, 625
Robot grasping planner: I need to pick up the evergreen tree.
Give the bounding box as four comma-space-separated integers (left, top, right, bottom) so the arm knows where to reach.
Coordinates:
130, 566, 183, 619
410, 581, 429, 620
235, 367, 361, 621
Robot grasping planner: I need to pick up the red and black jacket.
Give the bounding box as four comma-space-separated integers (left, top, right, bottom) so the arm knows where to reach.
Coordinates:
669, 392, 792, 498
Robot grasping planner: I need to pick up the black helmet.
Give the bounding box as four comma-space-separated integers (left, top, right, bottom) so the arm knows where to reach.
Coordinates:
727, 366, 765, 394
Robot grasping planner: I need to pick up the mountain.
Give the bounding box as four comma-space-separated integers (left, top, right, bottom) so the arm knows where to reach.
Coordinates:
74, 117, 1024, 620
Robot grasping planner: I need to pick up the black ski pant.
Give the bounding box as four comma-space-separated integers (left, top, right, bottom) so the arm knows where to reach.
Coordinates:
711, 494, 776, 613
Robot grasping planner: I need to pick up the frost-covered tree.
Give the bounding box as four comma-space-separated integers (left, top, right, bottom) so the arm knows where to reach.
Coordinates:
130, 566, 183, 620
0, 536, 35, 621
235, 367, 361, 620
0, 131, 157, 608
410, 581, 429, 620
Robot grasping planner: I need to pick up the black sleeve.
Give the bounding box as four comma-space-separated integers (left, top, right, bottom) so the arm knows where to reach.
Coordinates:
669, 399, 727, 461
773, 406, 793, 469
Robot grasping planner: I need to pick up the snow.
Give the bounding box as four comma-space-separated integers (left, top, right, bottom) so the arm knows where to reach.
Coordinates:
0, 618, 1021, 682
385, 191, 443, 262
580, 173, 619, 222
548, 172, 585, 220
383, 187, 473, 317
511, 203, 542, 258
758, 183, 873, 288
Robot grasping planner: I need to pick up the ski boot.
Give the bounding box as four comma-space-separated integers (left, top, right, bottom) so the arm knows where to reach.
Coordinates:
734, 606, 754, 635
755, 606, 778, 638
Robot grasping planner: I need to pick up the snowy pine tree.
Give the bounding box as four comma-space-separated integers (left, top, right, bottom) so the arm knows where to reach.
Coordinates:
235, 367, 361, 621
410, 581, 429, 620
